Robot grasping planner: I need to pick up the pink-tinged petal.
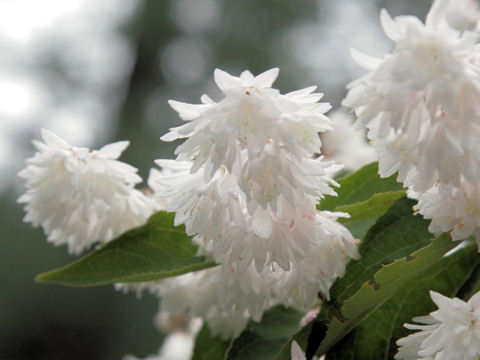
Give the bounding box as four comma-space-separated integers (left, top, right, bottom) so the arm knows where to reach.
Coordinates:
291, 341, 307, 360
97, 141, 129, 159
300, 309, 320, 327
214, 68, 241, 90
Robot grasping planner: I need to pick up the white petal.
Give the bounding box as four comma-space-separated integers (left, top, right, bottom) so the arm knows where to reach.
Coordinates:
350, 48, 383, 70
425, 0, 451, 30
251, 209, 273, 239
214, 68, 241, 90
380, 9, 401, 41
253, 67, 279, 88
168, 100, 204, 120
97, 141, 129, 159
40, 129, 69, 149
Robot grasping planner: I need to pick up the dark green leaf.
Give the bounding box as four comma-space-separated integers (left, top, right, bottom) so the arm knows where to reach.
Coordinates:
318, 162, 405, 239
227, 305, 304, 360
36, 211, 216, 286
456, 253, 480, 301
192, 325, 231, 360
327, 241, 480, 360
312, 235, 454, 358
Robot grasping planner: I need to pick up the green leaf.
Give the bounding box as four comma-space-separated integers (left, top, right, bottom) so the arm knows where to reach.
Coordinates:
226, 305, 305, 360
318, 162, 405, 239
274, 196, 453, 360
326, 241, 480, 360
337, 191, 406, 224
312, 234, 455, 358
192, 325, 231, 360
319, 162, 404, 211
456, 256, 480, 301
326, 197, 434, 311
35, 211, 216, 286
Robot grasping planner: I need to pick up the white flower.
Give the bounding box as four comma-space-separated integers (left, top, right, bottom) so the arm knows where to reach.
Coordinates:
116, 210, 358, 338
153, 159, 239, 242
395, 290, 480, 359
117, 210, 359, 329
153, 159, 358, 278
117, 213, 358, 337
140, 268, 252, 340
146, 167, 171, 211
412, 178, 480, 243
18, 129, 157, 255
151, 67, 360, 332
273, 211, 360, 307
320, 110, 377, 172
117, 262, 272, 339
162, 68, 332, 181
237, 144, 340, 213
342, 0, 480, 192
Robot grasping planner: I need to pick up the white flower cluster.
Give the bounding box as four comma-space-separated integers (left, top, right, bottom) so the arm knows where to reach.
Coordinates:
18, 68, 361, 346
148, 68, 359, 336
18, 129, 157, 255
342, 0, 480, 245
395, 290, 480, 360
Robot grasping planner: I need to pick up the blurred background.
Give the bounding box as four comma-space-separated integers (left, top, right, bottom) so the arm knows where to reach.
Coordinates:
0, 0, 430, 359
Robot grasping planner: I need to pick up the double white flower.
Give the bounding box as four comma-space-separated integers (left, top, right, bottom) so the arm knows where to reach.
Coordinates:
343, 0, 480, 244
396, 290, 480, 359
18, 68, 360, 340
154, 68, 359, 330
18, 129, 157, 255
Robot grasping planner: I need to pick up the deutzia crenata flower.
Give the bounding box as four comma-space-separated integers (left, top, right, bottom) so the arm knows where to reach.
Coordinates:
395, 290, 480, 360
117, 211, 358, 338
18, 129, 157, 255
117, 210, 358, 332
342, 0, 480, 192
153, 67, 360, 330
153, 158, 358, 282
118, 266, 254, 339
320, 110, 377, 172
412, 178, 480, 244
161, 68, 333, 182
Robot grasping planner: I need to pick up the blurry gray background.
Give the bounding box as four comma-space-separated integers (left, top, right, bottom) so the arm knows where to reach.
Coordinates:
0, 0, 429, 358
